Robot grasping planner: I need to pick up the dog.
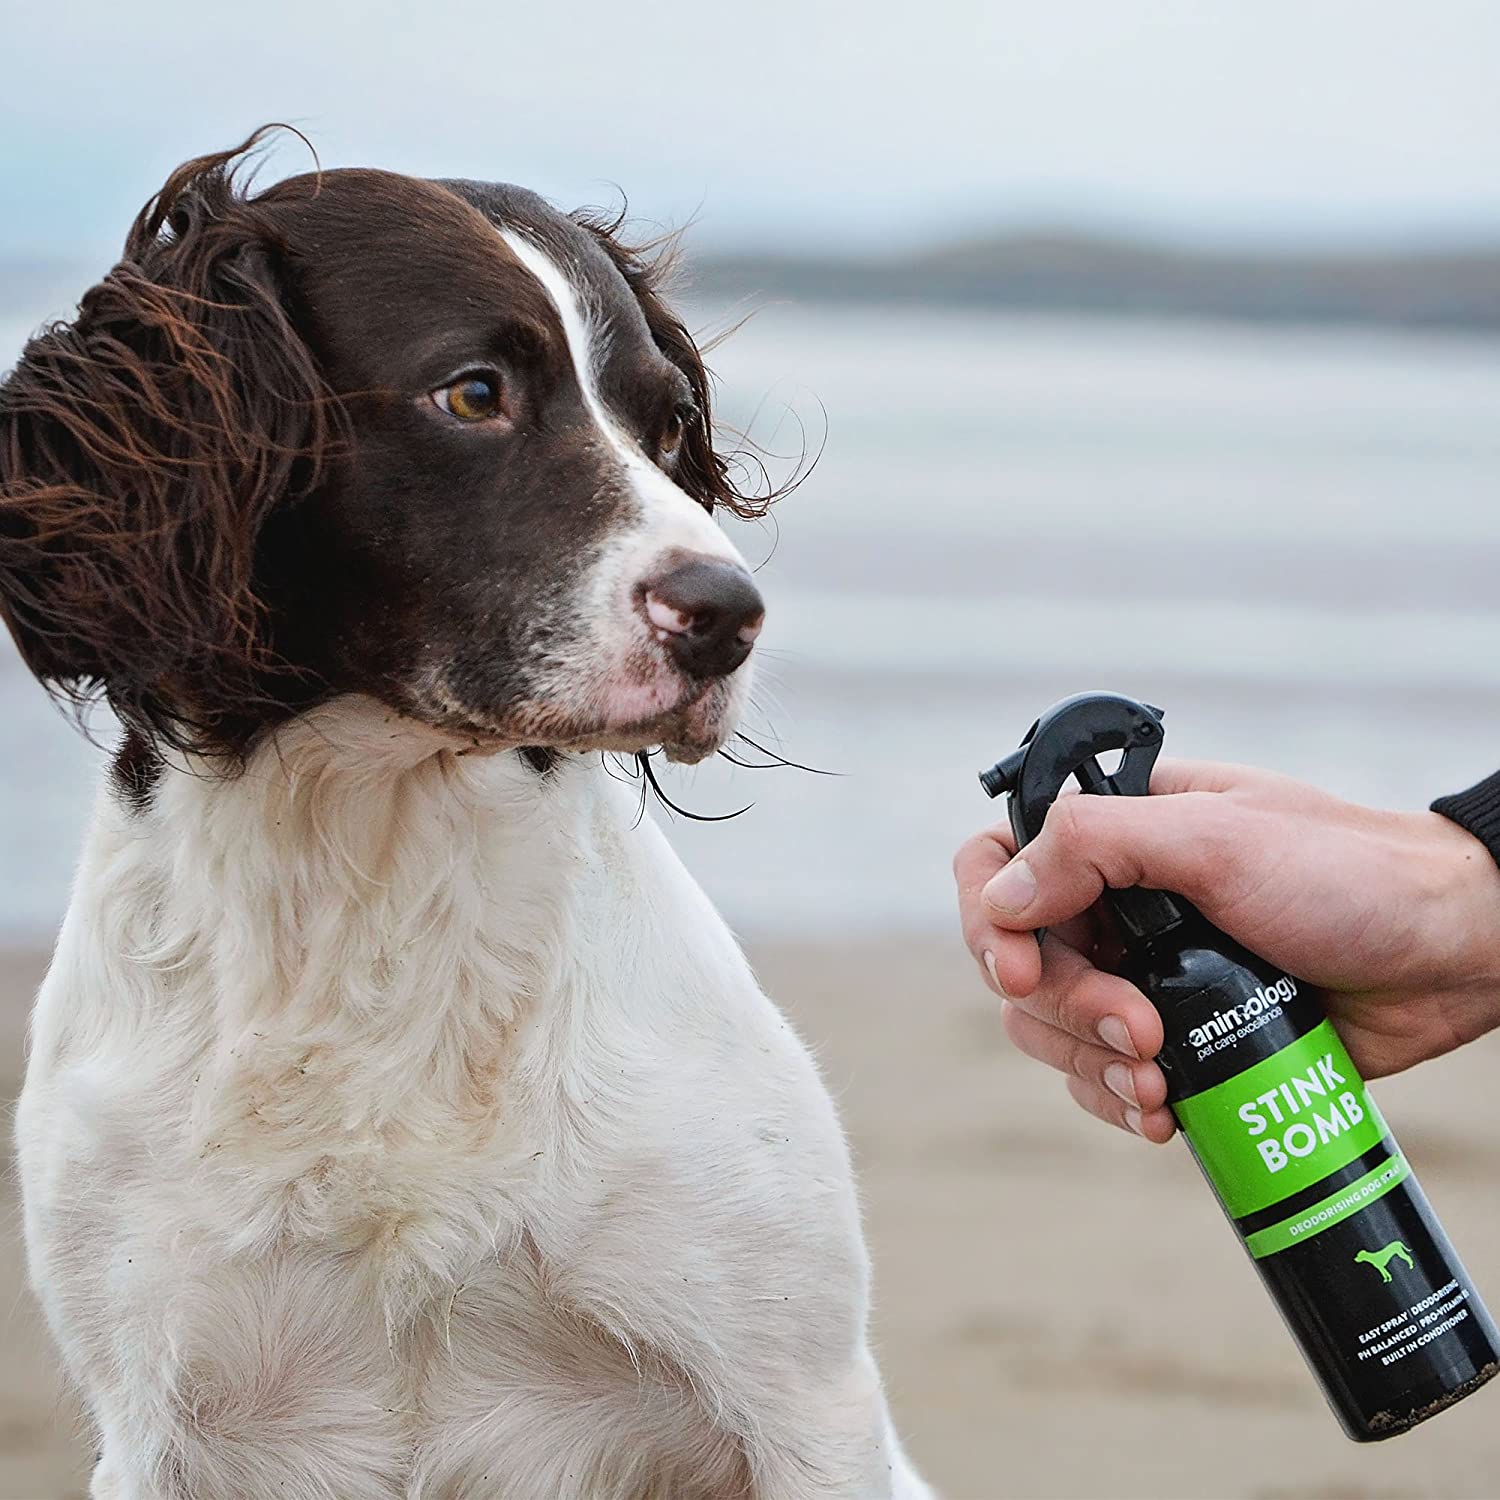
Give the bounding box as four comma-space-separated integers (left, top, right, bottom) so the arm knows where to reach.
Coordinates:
1355, 1241, 1416, 1284
4, 131, 933, 1500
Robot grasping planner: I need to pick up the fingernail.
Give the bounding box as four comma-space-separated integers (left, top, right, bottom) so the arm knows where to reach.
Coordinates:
1104, 1061, 1139, 1107
981, 950, 1011, 999
1123, 1106, 1144, 1136
982, 858, 1037, 916
1096, 1015, 1139, 1059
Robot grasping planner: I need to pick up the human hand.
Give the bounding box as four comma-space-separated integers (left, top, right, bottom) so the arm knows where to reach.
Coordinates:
954, 760, 1500, 1143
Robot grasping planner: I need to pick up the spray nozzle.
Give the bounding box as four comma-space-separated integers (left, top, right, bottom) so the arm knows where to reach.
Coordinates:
977, 692, 1183, 942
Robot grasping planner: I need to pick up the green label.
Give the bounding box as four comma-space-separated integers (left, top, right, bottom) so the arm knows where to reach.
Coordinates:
1175, 1019, 1387, 1217
1244, 1154, 1410, 1258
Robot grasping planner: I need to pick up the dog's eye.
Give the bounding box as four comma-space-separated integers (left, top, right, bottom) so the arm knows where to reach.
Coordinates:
659, 406, 689, 459
432, 374, 503, 423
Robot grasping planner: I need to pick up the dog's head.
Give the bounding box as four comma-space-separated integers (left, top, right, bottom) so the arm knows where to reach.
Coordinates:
0, 130, 767, 767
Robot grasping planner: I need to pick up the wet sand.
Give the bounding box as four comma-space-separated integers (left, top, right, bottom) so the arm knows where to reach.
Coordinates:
4, 936, 1499, 1500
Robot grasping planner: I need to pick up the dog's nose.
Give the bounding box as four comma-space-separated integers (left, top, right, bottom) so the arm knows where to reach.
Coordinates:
643, 557, 765, 678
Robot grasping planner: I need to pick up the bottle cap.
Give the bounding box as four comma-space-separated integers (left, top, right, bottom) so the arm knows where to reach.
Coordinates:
978, 691, 1184, 942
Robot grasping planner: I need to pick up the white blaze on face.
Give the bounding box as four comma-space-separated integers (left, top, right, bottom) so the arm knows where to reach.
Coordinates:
493, 226, 754, 745
496, 227, 743, 570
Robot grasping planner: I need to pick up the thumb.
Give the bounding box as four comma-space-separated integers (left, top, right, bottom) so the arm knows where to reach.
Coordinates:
980, 790, 1239, 931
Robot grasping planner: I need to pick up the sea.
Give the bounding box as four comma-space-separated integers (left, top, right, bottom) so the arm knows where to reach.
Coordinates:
3, 301, 1498, 945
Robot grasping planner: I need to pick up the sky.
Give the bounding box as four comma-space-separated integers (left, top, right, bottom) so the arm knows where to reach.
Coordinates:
3, 0, 1498, 265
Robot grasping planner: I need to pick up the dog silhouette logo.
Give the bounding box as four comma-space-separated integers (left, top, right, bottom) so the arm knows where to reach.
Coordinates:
1354, 1241, 1415, 1283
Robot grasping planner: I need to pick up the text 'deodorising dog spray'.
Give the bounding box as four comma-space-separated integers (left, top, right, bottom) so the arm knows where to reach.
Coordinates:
979, 692, 1500, 1440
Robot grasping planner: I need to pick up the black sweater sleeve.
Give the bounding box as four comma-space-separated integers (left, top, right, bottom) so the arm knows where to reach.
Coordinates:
1431, 772, 1500, 868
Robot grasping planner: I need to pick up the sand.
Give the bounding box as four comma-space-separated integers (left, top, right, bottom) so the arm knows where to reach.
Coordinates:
3, 936, 1500, 1500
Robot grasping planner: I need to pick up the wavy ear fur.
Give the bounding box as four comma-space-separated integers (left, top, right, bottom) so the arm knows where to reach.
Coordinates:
0, 128, 337, 758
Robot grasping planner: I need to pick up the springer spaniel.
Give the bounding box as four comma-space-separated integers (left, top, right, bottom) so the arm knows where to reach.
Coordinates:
3, 132, 933, 1500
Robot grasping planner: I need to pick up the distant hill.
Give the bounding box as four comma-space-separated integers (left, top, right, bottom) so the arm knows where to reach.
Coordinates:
4, 236, 1499, 338
688, 232, 1500, 334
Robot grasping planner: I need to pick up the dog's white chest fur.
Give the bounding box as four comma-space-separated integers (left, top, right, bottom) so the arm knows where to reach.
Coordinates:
16, 700, 928, 1499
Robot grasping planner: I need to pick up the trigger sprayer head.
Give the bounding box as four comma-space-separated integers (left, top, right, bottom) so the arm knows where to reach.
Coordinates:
977, 691, 1183, 943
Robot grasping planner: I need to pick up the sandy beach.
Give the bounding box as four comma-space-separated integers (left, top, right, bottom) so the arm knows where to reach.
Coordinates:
4, 935, 1499, 1500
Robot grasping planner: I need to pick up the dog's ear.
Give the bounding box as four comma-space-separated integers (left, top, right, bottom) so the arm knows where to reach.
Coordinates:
573, 215, 774, 521
0, 129, 336, 755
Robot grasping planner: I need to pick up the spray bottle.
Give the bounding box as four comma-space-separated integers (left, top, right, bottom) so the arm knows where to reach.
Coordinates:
979, 691, 1500, 1440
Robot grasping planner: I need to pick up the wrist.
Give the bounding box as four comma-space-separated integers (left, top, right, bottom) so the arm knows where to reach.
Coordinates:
1432, 770, 1500, 868
1417, 811, 1500, 1025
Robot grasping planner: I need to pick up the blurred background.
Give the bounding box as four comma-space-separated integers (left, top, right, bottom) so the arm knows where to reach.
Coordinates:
2, 3, 1498, 1496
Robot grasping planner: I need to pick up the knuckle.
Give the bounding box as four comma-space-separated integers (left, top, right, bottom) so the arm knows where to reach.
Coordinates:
1044, 796, 1089, 854
1203, 802, 1252, 874
1025, 975, 1067, 1032
1060, 1032, 1093, 1080
1054, 968, 1095, 1038
957, 902, 988, 955
953, 830, 1005, 890
1046, 951, 1109, 1044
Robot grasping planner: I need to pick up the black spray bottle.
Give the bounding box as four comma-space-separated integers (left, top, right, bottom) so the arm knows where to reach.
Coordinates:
979, 691, 1500, 1440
